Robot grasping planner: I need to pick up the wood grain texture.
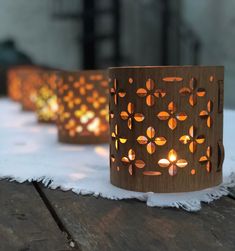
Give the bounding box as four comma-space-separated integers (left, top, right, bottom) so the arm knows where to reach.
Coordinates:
56, 70, 109, 144
42, 187, 235, 251
0, 180, 71, 251
109, 66, 224, 192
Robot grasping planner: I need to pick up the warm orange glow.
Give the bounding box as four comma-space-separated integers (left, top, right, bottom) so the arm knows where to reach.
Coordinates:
168, 149, 177, 162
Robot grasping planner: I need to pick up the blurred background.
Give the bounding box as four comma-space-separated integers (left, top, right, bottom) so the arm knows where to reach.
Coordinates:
0, 0, 234, 108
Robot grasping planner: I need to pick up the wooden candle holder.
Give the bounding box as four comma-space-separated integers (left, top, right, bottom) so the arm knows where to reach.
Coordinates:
21, 67, 42, 111
35, 71, 58, 123
7, 66, 32, 102
56, 70, 109, 144
109, 66, 224, 193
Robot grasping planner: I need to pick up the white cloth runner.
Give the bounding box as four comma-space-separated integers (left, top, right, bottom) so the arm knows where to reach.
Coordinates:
0, 98, 235, 211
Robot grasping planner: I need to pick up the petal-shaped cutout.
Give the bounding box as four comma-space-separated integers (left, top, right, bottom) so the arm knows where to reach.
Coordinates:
115, 124, 118, 134
146, 95, 155, 106
179, 135, 191, 144
143, 171, 162, 176
113, 79, 117, 90
155, 137, 167, 146
110, 87, 115, 94
169, 164, 177, 176
128, 149, 135, 161
168, 149, 177, 162
147, 127, 155, 138
209, 76, 214, 82
197, 88, 206, 97
120, 111, 129, 120
189, 94, 196, 106
115, 140, 118, 150
179, 87, 191, 95
168, 101, 176, 113
119, 138, 127, 144
110, 112, 114, 119
136, 88, 147, 97
199, 156, 208, 163
154, 89, 166, 98
158, 159, 170, 168
207, 146, 211, 157
207, 100, 213, 112
127, 102, 134, 114
189, 141, 197, 153
146, 78, 154, 90
128, 165, 133, 175
121, 157, 130, 163
128, 118, 132, 129
199, 110, 209, 118
207, 116, 212, 128
157, 111, 170, 120
134, 113, 145, 122
111, 155, 115, 163
206, 161, 212, 172
176, 112, 187, 121
196, 135, 205, 144
147, 142, 156, 154
189, 126, 195, 137
118, 91, 126, 98
111, 132, 116, 138
114, 94, 117, 105
137, 136, 148, 145
176, 159, 188, 168
129, 78, 133, 84
117, 166, 120, 171
168, 118, 177, 130
135, 160, 145, 169
189, 77, 197, 90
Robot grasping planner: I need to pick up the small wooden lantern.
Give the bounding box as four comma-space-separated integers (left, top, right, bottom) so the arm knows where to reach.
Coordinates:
7, 66, 31, 102
109, 66, 224, 193
35, 71, 58, 123
56, 70, 109, 144
21, 67, 42, 111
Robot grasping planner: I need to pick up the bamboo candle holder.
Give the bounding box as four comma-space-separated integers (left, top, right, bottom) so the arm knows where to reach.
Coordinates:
56, 70, 109, 144
109, 66, 224, 193
35, 71, 58, 123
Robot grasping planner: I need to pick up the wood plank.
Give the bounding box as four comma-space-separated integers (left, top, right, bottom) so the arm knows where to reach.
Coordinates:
43, 187, 235, 251
0, 180, 72, 251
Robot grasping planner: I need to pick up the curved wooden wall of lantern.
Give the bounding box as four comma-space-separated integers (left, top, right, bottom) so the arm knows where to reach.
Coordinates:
35, 71, 58, 123
21, 67, 43, 111
56, 70, 109, 144
109, 66, 224, 193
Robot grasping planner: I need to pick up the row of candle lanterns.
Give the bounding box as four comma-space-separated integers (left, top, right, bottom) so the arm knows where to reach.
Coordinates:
7, 65, 225, 193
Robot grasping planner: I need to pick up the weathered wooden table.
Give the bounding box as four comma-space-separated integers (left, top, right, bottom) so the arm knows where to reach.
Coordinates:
0, 180, 235, 251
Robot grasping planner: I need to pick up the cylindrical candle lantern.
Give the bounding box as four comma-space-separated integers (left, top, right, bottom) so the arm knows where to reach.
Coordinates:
35, 71, 58, 123
7, 66, 31, 102
109, 66, 224, 193
56, 70, 109, 144
21, 67, 42, 111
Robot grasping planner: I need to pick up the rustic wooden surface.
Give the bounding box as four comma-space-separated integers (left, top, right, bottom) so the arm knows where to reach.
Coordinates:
0, 180, 72, 251
1, 179, 235, 251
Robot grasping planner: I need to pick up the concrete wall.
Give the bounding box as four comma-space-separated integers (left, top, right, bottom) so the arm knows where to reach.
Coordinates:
0, 0, 80, 70
182, 0, 235, 108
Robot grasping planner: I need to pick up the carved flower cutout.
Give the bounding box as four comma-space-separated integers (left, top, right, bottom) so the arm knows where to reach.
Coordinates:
120, 102, 144, 129
111, 125, 127, 150
136, 78, 166, 106
122, 149, 145, 175
179, 77, 206, 106
110, 78, 126, 105
179, 126, 205, 153
63, 91, 81, 109
199, 146, 212, 172
157, 102, 187, 130
158, 149, 188, 176
199, 100, 213, 128
137, 127, 166, 154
